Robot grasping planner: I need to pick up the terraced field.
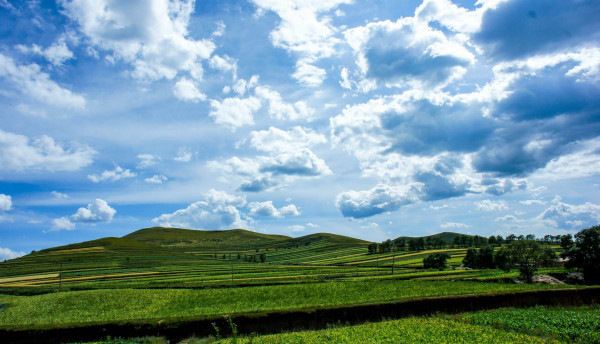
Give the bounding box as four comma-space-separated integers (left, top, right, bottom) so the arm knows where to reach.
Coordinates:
0, 227, 590, 344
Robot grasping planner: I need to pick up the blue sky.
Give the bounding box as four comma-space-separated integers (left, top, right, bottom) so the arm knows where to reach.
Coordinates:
1, 0, 600, 259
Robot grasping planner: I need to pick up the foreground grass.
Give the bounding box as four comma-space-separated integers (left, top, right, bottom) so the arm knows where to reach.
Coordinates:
0, 280, 571, 329
460, 305, 600, 343
210, 317, 559, 344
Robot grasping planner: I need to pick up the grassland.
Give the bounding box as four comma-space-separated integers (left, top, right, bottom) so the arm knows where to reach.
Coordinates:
0, 227, 593, 343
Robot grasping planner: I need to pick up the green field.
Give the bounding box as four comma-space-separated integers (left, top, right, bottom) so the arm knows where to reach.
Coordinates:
0, 227, 594, 343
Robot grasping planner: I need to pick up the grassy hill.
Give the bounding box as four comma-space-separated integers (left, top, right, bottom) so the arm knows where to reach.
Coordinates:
123, 227, 291, 248
393, 232, 472, 243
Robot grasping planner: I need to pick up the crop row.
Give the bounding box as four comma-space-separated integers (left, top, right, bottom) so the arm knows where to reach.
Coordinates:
0, 280, 576, 329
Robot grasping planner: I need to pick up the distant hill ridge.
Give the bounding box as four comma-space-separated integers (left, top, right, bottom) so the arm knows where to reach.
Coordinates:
38, 227, 470, 253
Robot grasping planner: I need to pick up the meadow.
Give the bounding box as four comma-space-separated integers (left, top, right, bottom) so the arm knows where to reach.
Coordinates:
0, 227, 596, 343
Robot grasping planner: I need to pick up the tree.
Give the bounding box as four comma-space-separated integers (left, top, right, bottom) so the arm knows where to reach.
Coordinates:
423, 253, 450, 270
562, 225, 600, 284
560, 234, 574, 250
462, 249, 479, 269
463, 247, 495, 269
478, 246, 495, 269
496, 240, 556, 283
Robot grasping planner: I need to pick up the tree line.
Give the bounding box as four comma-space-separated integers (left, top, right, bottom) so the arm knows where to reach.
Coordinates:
369, 233, 577, 254
422, 225, 600, 284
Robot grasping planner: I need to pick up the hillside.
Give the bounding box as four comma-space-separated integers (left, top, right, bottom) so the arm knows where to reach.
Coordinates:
123, 227, 291, 247
393, 232, 473, 243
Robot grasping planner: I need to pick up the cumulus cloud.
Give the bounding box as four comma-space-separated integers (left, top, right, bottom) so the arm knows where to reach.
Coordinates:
51, 217, 76, 231
51, 199, 116, 231
16, 36, 74, 66
0, 194, 12, 212
254, 86, 315, 121
537, 198, 600, 230
60, 0, 215, 81
475, 199, 509, 212
260, 148, 332, 177
247, 201, 300, 218
520, 199, 546, 206
291, 60, 327, 87
71, 199, 117, 222
209, 96, 261, 130
344, 14, 474, 88
0, 129, 95, 172
173, 77, 207, 102
88, 166, 136, 183
250, 0, 352, 86
211, 126, 331, 192
0, 247, 26, 260
209, 54, 237, 76
238, 177, 276, 193
145, 174, 168, 184
0, 53, 85, 108
475, 0, 600, 61
336, 184, 417, 218
249, 126, 326, 153
473, 65, 600, 176
152, 189, 248, 229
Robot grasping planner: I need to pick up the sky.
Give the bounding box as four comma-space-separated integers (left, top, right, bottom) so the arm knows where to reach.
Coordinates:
1, 0, 600, 259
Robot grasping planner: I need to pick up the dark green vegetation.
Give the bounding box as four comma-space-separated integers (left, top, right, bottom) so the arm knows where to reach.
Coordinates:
562, 225, 600, 284
73, 305, 600, 343
0, 226, 598, 343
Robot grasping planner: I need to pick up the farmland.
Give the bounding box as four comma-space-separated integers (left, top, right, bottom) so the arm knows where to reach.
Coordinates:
0, 227, 597, 343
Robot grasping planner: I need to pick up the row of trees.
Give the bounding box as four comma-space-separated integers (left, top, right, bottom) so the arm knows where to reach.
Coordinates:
422, 225, 600, 284
370, 232, 580, 255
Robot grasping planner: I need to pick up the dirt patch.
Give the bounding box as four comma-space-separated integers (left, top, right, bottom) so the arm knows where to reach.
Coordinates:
532, 274, 565, 285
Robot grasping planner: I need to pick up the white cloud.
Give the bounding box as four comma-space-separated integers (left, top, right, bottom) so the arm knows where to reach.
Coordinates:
16, 35, 74, 66
537, 198, 600, 230
209, 96, 261, 130
0, 53, 85, 108
137, 154, 159, 168
60, 0, 215, 81
520, 199, 546, 206
260, 148, 332, 177
173, 77, 207, 102
232, 75, 259, 95
0, 129, 95, 172
88, 166, 136, 183
174, 147, 192, 162
336, 184, 418, 218
50, 198, 116, 231
344, 15, 474, 89
291, 60, 327, 87
288, 225, 306, 232
145, 174, 168, 184
250, 0, 351, 86
247, 201, 300, 218
474, 199, 509, 212
0, 247, 26, 261
211, 126, 331, 191
494, 215, 522, 222
255, 86, 315, 121
51, 217, 76, 231
0, 194, 12, 212
71, 199, 117, 223
249, 126, 326, 154
440, 222, 470, 229
152, 189, 249, 229
209, 54, 237, 76
51, 191, 69, 199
